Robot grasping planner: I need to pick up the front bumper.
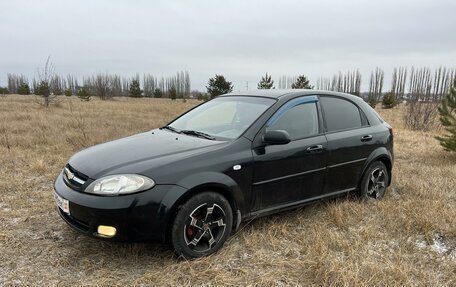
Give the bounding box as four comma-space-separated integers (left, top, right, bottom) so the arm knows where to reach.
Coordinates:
54, 172, 187, 242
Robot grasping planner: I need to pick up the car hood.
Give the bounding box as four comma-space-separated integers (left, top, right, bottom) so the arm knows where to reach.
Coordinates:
68, 129, 228, 179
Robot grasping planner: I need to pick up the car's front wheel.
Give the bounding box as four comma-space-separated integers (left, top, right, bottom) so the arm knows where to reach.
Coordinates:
360, 161, 389, 199
171, 192, 233, 259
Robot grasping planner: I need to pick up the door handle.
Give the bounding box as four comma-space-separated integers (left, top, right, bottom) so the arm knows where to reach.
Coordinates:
306, 145, 323, 153
361, 135, 373, 142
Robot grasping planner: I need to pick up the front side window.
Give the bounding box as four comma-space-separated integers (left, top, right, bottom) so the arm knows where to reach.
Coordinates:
320, 96, 362, 132
266, 97, 319, 140
170, 96, 275, 140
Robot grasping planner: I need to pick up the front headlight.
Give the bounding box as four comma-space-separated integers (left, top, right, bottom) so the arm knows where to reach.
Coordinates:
85, 174, 155, 196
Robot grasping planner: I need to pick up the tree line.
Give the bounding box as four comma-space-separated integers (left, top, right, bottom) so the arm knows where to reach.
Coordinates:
2, 66, 454, 104
3, 71, 191, 100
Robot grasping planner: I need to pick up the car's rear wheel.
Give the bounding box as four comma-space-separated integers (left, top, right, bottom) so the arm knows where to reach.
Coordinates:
171, 192, 233, 259
360, 161, 389, 200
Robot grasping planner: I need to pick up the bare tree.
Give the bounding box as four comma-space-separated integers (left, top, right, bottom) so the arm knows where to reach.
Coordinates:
316, 77, 331, 90
7, 74, 17, 93
367, 67, 384, 107
162, 71, 191, 98
390, 67, 407, 102
121, 77, 130, 97
35, 56, 58, 107
7, 74, 29, 94
82, 73, 116, 99
111, 74, 123, 97
143, 74, 156, 97
345, 69, 362, 96
94, 73, 112, 100
328, 70, 362, 95
278, 75, 297, 89
184, 71, 191, 97
49, 75, 65, 95
158, 77, 165, 95
404, 67, 439, 130
66, 75, 76, 95
330, 73, 339, 91
432, 67, 456, 101
442, 69, 456, 98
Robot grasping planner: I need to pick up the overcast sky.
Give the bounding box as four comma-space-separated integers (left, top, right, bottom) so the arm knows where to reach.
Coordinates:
0, 0, 455, 91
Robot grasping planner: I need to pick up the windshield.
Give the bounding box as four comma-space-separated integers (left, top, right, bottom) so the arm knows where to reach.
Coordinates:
169, 96, 275, 140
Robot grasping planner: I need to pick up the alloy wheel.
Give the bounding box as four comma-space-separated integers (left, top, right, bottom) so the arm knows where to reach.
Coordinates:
366, 167, 386, 199
183, 203, 227, 253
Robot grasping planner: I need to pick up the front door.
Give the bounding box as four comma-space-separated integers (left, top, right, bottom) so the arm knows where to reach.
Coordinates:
251, 96, 327, 212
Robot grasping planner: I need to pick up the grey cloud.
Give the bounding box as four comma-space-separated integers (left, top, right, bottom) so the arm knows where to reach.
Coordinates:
0, 0, 455, 91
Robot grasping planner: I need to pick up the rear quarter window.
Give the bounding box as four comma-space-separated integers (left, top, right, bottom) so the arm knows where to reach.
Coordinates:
320, 96, 363, 132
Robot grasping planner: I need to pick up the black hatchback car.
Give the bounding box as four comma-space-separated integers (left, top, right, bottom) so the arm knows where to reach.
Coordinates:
54, 90, 393, 258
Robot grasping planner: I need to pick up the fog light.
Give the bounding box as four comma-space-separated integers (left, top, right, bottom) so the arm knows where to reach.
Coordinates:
97, 225, 117, 238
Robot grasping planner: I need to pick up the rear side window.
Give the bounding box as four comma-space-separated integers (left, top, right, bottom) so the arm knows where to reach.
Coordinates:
320, 96, 362, 132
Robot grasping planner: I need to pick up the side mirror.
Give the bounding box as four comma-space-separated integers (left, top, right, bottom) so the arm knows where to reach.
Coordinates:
262, 130, 291, 145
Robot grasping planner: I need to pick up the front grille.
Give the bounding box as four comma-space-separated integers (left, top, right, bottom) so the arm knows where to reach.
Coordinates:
63, 164, 90, 191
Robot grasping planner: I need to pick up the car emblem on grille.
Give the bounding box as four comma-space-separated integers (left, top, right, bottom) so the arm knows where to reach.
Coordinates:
64, 167, 74, 180
63, 167, 86, 185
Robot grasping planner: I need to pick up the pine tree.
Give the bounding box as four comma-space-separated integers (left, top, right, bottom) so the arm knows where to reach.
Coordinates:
291, 75, 313, 89
77, 87, 91, 101
0, 87, 9, 95
436, 78, 456, 151
169, 85, 177, 100
382, 92, 397, 109
206, 75, 233, 99
129, 79, 142, 97
153, 88, 163, 98
17, 83, 30, 95
35, 81, 50, 97
257, 73, 274, 89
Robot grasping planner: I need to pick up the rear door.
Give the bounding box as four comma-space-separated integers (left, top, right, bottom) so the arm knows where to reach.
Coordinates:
319, 95, 376, 193
252, 96, 327, 211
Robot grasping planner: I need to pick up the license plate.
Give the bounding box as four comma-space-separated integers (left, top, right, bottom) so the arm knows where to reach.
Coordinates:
54, 192, 70, 215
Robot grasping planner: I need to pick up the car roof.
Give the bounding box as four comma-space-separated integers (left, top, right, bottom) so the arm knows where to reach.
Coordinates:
222, 89, 362, 101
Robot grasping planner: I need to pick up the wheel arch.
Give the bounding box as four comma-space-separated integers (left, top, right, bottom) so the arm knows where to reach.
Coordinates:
359, 147, 393, 188
161, 172, 245, 242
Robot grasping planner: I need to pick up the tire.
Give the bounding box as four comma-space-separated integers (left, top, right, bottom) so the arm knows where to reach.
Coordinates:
171, 192, 233, 259
360, 161, 389, 200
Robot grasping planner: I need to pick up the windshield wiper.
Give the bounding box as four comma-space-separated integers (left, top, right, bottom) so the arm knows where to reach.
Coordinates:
160, 125, 181, 134
181, 130, 216, 140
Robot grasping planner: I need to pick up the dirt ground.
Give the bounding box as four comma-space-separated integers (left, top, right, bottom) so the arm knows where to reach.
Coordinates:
0, 95, 455, 286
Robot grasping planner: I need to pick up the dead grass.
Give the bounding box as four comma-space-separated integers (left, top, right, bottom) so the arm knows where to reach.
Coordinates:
0, 95, 455, 286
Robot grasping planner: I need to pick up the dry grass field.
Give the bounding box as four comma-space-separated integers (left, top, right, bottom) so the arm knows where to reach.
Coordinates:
0, 95, 455, 286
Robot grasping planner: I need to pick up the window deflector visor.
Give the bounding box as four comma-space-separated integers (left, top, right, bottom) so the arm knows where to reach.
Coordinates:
266, 96, 318, 127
